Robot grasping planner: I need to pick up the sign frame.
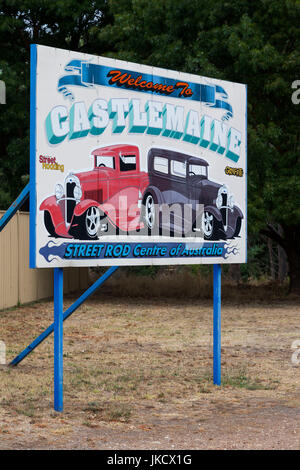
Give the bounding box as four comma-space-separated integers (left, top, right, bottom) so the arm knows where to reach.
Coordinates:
29, 44, 247, 270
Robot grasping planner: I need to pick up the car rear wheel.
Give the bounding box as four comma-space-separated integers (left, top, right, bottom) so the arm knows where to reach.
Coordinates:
201, 211, 221, 240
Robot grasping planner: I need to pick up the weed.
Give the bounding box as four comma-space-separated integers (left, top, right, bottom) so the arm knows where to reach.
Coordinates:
104, 403, 132, 422
222, 370, 277, 390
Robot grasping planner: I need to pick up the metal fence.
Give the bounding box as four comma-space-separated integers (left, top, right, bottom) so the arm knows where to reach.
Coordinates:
0, 210, 90, 309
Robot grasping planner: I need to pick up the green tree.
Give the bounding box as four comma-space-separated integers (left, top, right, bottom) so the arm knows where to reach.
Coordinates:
97, 0, 300, 293
0, 0, 112, 206
0, 0, 299, 293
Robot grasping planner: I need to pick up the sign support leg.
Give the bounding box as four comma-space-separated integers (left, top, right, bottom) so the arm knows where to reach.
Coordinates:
213, 264, 221, 386
54, 268, 64, 412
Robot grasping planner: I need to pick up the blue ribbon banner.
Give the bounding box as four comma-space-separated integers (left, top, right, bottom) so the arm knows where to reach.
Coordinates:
57, 60, 233, 120
39, 241, 239, 263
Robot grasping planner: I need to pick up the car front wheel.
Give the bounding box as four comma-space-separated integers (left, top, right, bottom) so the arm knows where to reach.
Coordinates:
201, 211, 221, 240
72, 206, 102, 240
72, 207, 116, 240
85, 206, 101, 239
142, 193, 159, 235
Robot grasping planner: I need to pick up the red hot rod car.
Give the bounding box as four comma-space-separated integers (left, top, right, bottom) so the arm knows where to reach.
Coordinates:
40, 144, 149, 239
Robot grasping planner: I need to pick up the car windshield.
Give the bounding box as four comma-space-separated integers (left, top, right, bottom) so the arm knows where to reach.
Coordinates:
95, 155, 115, 169
188, 164, 207, 178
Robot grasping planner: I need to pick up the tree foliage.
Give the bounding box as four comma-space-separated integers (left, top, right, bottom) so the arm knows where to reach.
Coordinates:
0, 0, 112, 205
0, 0, 299, 290
98, 0, 300, 291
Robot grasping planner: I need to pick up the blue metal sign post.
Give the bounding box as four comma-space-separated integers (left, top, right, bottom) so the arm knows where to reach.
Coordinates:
54, 268, 64, 412
213, 264, 221, 386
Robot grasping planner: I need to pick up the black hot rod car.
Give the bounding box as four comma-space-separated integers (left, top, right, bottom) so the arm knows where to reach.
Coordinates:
142, 148, 243, 240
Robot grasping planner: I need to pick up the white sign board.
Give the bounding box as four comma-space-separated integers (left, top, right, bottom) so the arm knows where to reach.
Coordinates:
30, 45, 247, 268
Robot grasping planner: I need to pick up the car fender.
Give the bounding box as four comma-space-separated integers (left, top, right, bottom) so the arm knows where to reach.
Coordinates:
74, 199, 124, 229
39, 196, 71, 238
40, 195, 57, 212
40, 195, 64, 227
73, 199, 103, 218
139, 174, 150, 195
203, 205, 223, 222
142, 186, 164, 205
233, 205, 244, 219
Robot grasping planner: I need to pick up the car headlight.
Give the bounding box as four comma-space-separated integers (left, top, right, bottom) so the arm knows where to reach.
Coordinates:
216, 185, 228, 208
229, 195, 234, 209
219, 185, 228, 195
73, 184, 82, 200
55, 183, 64, 200
216, 194, 223, 209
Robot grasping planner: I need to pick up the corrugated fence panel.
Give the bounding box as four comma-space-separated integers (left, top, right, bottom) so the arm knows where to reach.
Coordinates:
18, 211, 40, 304
0, 211, 90, 309
80, 268, 90, 290
64, 267, 79, 294
0, 214, 19, 309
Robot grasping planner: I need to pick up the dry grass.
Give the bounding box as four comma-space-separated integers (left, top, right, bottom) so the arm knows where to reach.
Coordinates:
0, 293, 299, 449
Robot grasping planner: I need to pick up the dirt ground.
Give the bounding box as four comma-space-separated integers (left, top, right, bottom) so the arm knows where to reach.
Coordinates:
0, 294, 299, 450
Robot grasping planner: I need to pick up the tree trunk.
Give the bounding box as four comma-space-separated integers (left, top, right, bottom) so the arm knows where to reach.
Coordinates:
277, 224, 287, 283
261, 224, 300, 296
278, 245, 287, 283
285, 246, 300, 295
268, 238, 275, 280
228, 264, 241, 284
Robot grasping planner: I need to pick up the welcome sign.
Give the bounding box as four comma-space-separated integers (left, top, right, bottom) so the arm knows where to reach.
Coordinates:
30, 45, 247, 268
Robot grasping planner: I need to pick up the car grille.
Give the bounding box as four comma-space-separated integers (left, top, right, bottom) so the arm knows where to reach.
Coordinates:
66, 182, 76, 224
220, 193, 228, 228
